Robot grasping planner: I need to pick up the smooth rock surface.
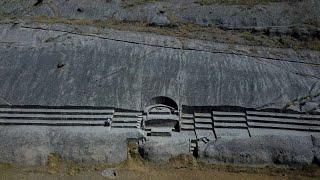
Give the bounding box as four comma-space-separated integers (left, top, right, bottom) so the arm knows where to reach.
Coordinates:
200, 135, 314, 165
139, 138, 190, 163
0, 23, 319, 111
0, 126, 143, 166
312, 135, 320, 165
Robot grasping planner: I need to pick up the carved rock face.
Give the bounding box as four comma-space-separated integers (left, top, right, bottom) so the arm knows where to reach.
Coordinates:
144, 104, 179, 128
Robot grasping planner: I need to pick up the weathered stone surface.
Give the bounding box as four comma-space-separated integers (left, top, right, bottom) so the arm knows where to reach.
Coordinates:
0, 0, 319, 168
0, 126, 143, 166
139, 138, 189, 163
0, 23, 319, 111
101, 168, 117, 178
311, 135, 320, 165
200, 135, 314, 165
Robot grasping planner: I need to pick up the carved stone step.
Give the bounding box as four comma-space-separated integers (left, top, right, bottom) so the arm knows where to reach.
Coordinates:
113, 112, 142, 117
213, 116, 246, 122
0, 119, 106, 126
247, 116, 320, 125
111, 123, 138, 128
247, 121, 320, 131
246, 111, 320, 119
0, 113, 112, 119
195, 123, 212, 129
0, 107, 114, 114
181, 124, 195, 130
182, 113, 193, 118
181, 119, 194, 124
212, 111, 245, 116
112, 117, 141, 123
194, 118, 212, 124
214, 122, 247, 128
194, 113, 211, 118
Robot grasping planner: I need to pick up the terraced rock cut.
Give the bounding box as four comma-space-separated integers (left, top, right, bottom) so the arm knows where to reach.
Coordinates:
0, 0, 319, 176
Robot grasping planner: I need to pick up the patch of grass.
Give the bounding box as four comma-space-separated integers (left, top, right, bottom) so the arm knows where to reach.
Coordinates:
169, 154, 198, 169
241, 31, 255, 41
47, 153, 63, 174
309, 39, 320, 51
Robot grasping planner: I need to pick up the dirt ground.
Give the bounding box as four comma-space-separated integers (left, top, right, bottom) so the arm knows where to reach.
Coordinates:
1, 153, 320, 180
1, 164, 320, 180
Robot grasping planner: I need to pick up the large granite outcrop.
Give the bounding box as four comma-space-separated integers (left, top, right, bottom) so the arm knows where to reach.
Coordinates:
199, 135, 315, 165
139, 137, 190, 163
0, 126, 143, 166
0, 22, 319, 111
0, 0, 319, 167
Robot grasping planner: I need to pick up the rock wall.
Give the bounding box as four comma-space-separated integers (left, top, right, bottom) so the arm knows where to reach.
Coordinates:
0, 23, 319, 111
0, 126, 143, 166
199, 135, 316, 165
0, 0, 320, 167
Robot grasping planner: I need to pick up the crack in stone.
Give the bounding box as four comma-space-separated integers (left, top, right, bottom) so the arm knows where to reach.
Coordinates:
18, 25, 320, 67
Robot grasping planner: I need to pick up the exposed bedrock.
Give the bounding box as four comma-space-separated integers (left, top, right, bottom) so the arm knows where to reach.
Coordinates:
139, 138, 190, 163
0, 23, 319, 111
198, 135, 316, 165
0, 0, 319, 28
0, 126, 143, 166
312, 135, 320, 164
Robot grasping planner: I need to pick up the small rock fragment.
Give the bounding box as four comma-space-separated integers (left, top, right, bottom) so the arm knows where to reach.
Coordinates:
101, 169, 116, 178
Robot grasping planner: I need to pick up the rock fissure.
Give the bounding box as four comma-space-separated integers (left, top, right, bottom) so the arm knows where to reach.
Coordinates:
18, 25, 320, 67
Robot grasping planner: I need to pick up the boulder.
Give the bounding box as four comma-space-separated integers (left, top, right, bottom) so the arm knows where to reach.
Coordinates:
200, 135, 314, 165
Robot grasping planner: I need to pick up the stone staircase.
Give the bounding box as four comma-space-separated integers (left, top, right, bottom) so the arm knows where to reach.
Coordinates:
180, 113, 195, 131
111, 111, 142, 129
246, 111, 320, 136
194, 113, 216, 140
212, 111, 250, 138
0, 106, 114, 126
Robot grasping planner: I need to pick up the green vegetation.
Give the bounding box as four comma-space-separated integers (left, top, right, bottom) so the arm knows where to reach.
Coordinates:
241, 31, 255, 41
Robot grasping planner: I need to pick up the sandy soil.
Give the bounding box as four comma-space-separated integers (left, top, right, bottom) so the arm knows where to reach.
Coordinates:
1, 153, 320, 180
1, 164, 319, 180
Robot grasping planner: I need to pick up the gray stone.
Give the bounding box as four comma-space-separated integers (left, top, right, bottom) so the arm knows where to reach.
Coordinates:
200, 135, 314, 165
0, 23, 319, 111
139, 138, 189, 163
301, 102, 319, 112
311, 135, 320, 165
149, 15, 171, 27
0, 126, 143, 165
101, 168, 116, 178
